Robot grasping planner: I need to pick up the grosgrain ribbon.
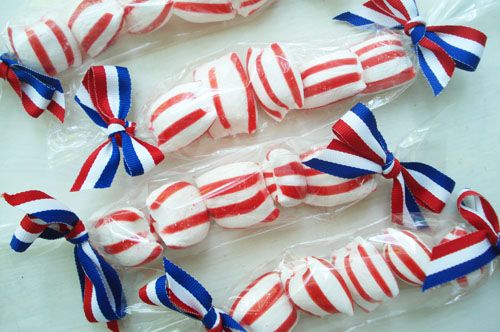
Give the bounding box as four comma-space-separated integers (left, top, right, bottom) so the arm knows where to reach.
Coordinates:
334, 0, 487, 95
139, 258, 246, 332
0, 53, 65, 121
302, 103, 455, 228
423, 189, 499, 290
2, 190, 126, 331
72, 66, 164, 191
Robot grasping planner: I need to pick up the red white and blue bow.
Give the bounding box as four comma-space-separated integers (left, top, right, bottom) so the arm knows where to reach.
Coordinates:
423, 189, 499, 290
139, 258, 246, 332
0, 53, 65, 122
334, 0, 487, 95
72, 66, 164, 191
302, 103, 455, 228
3, 190, 126, 331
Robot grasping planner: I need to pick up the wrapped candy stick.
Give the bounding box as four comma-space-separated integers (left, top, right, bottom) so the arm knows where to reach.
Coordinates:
2, 190, 127, 331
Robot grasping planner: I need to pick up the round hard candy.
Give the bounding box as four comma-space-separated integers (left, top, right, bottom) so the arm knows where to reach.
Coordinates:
283, 256, 354, 317
350, 33, 416, 94
194, 52, 257, 138
233, 0, 272, 17
262, 148, 307, 207
247, 43, 304, 121
6, 17, 82, 75
230, 272, 298, 332
300, 148, 376, 207
124, 0, 174, 34
148, 81, 216, 152
382, 228, 431, 286
68, 0, 125, 57
332, 237, 399, 312
300, 49, 366, 109
195, 161, 279, 228
146, 181, 211, 249
90, 208, 163, 267
173, 0, 236, 23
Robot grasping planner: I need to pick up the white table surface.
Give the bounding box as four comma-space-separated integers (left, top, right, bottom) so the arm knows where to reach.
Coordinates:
1, 0, 499, 331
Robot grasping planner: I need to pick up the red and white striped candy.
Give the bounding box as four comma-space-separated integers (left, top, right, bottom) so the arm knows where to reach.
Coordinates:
262, 148, 307, 208
332, 238, 399, 312
194, 52, 257, 138
148, 81, 216, 152
283, 256, 354, 317
124, 0, 174, 34
68, 0, 125, 57
195, 162, 279, 228
230, 272, 298, 332
439, 226, 486, 288
146, 181, 210, 249
301, 148, 376, 207
247, 43, 304, 121
7, 17, 82, 76
350, 33, 416, 94
173, 0, 236, 23
90, 208, 163, 267
300, 50, 366, 109
382, 228, 431, 286
233, 0, 272, 17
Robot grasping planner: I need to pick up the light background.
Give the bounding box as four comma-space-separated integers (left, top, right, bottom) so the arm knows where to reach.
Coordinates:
0, 0, 499, 331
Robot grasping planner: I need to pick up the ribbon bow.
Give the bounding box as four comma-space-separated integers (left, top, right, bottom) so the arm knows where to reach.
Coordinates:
71, 66, 164, 191
3, 190, 126, 331
0, 53, 65, 121
334, 0, 487, 95
423, 189, 499, 290
139, 258, 246, 332
302, 103, 455, 228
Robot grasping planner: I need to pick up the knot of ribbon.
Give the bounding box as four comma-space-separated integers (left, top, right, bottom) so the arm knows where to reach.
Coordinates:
0, 53, 65, 122
334, 0, 487, 95
139, 258, 246, 332
302, 103, 455, 228
423, 189, 499, 290
2, 190, 126, 331
72, 66, 164, 192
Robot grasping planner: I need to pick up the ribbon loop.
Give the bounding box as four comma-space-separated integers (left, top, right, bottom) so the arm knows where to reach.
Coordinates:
333, 0, 487, 95
423, 189, 499, 290
72, 66, 164, 191
2, 190, 126, 329
0, 53, 65, 121
139, 258, 246, 332
302, 103, 455, 228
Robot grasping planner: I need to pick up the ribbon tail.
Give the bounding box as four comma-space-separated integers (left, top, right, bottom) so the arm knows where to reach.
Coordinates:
391, 174, 427, 228
121, 134, 164, 177
219, 312, 247, 331
415, 38, 455, 95
333, 1, 403, 28
71, 139, 121, 191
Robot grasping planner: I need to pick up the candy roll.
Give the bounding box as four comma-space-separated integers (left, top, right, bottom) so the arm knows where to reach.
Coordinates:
148, 81, 216, 152
173, 0, 236, 23
6, 17, 82, 75
301, 148, 376, 207
247, 43, 304, 121
230, 272, 298, 332
91, 208, 163, 267
283, 256, 354, 317
195, 161, 279, 228
382, 228, 431, 286
69, 0, 125, 57
124, 0, 174, 34
262, 148, 307, 208
300, 50, 366, 109
233, 0, 272, 17
146, 181, 211, 249
350, 33, 416, 94
194, 52, 257, 138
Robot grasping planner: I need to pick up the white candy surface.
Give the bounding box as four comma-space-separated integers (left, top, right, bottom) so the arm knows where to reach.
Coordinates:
230, 272, 298, 332
174, 0, 236, 23
146, 181, 211, 249
124, 0, 174, 34
195, 161, 279, 228
7, 17, 82, 75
